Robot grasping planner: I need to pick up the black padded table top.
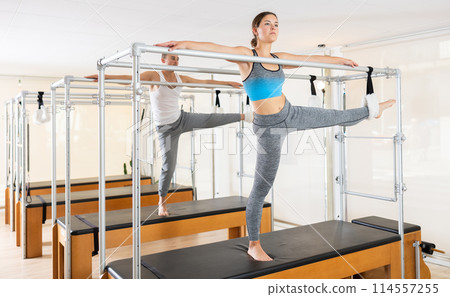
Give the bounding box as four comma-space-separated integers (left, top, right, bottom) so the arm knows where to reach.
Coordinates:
351, 216, 420, 234
106, 220, 401, 279
57, 196, 269, 235
10, 175, 151, 190
24, 183, 192, 208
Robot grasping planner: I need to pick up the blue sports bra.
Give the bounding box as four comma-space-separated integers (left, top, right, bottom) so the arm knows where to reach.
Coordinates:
242, 49, 285, 101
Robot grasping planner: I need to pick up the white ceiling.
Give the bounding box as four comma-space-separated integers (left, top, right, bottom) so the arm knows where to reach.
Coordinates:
1, 0, 450, 77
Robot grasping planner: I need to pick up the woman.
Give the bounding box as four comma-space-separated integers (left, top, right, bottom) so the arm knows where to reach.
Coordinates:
156, 11, 395, 261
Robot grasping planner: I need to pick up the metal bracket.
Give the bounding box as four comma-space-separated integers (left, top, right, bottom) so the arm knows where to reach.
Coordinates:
335, 132, 345, 142
395, 183, 407, 194
394, 133, 406, 144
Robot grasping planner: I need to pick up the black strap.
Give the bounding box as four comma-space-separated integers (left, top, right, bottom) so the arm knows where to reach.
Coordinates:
141, 108, 145, 122
366, 66, 374, 95
309, 75, 317, 96
270, 53, 279, 59
141, 260, 166, 279
36, 195, 47, 224
215, 90, 221, 107
37, 92, 44, 109
246, 95, 250, 105
75, 215, 99, 256
25, 182, 32, 204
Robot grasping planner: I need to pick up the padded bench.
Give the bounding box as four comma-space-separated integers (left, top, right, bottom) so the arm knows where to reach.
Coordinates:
4, 174, 152, 225
105, 220, 402, 279
352, 216, 430, 279
16, 183, 192, 258
54, 196, 271, 279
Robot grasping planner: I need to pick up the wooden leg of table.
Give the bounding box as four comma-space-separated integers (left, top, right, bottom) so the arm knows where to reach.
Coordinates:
52, 224, 59, 279
260, 207, 272, 233
58, 241, 64, 279
15, 201, 21, 247
26, 207, 43, 258
71, 234, 94, 279
228, 226, 246, 239
389, 241, 402, 279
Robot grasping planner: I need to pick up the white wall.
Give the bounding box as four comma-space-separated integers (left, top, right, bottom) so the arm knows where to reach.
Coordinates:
341, 34, 450, 253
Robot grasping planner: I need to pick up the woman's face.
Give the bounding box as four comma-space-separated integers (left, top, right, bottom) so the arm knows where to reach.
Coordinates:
253, 14, 279, 44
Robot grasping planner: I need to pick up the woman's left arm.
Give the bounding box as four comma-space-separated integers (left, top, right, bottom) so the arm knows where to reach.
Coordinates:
274, 52, 358, 69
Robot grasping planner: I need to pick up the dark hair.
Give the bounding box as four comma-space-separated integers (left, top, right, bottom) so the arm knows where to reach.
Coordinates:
161, 53, 167, 59
251, 11, 278, 48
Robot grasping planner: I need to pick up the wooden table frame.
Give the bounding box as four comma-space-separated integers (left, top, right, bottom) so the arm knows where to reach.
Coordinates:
256, 241, 401, 279
54, 207, 272, 279
355, 230, 430, 279
4, 177, 151, 225
16, 189, 192, 258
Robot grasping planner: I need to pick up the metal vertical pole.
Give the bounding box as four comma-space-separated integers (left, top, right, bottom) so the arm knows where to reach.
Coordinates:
342, 82, 348, 221
413, 241, 421, 279
98, 64, 107, 276
149, 110, 156, 181
211, 75, 216, 198
237, 94, 243, 197
4, 103, 8, 194
395, 70, 405, 279
64, 78, 72, 278
190, 98, 197, 200
131, 45, 142, 279
10, 100, 15, 231
14, 97, 20, 233
21, 93, 27, 259
336, 81, 345, 221
20, 92, 27, 259
51, 88, 57, 232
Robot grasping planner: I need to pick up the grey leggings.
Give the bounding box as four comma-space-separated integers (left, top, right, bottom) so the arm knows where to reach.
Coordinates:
156, 110, 241, 197
247, 99, 369, 241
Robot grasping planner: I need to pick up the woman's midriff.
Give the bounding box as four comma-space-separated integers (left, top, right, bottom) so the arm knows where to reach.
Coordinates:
251, 93, 286, 115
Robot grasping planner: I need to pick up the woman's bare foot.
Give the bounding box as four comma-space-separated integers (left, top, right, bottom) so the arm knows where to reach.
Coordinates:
248, 240, 272, 261
158, 197, 169, 216
376, 99, 396, 119
158, 204, 169, 216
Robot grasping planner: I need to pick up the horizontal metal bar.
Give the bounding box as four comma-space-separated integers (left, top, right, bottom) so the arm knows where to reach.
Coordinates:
176, 165, 191, 171
68, 84, 131, 90
106, 79, 241, 89
237, 173, 254, 178
108, 61, 329, 81
345, 190, 396, 202
344, 136, 395, 140
139, 44, 390, 74
18, 92, 133, 98
424, 256, 450, 268
99, 48, 132, 66
51, 78, 65, 89
331, 71, 397, 82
